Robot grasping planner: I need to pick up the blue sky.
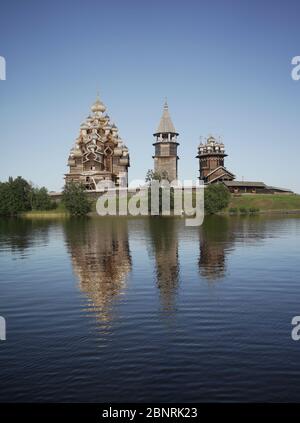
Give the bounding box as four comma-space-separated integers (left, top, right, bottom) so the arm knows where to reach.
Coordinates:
0, 0, 300, 192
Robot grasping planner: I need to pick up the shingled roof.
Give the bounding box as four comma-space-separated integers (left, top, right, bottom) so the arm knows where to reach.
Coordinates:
223, 181, 266, 188
155, 101, 178, 134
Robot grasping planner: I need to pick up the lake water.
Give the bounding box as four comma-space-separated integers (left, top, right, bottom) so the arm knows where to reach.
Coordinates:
0, 215, 300, 403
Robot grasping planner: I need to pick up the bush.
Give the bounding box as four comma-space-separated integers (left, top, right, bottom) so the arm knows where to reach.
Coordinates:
62, 182, 91, 216
239, 207, 248, 214
229, 207, 238, 214
204, 183, 231, 215
249, 207, 260, 214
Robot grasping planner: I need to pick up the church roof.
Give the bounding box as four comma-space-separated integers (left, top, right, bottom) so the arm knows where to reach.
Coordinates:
265, 185, 293, 193
223, 181, 265, 187
206, 166, 235, 178
155, 101, 178, 134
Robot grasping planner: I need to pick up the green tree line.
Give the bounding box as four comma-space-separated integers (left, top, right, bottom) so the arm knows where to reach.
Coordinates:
0, 176, 56, 216
0, 175, 231, 217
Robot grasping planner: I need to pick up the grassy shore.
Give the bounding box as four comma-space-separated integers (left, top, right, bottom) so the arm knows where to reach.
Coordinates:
19, 193, 300, 218
22, 210, 69, 218
226, 194, 300, 213
21, 203, 69, 218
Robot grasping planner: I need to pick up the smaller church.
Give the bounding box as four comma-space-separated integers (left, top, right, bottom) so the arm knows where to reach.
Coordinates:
197, 136, 235, 184
196, 135, 292, 194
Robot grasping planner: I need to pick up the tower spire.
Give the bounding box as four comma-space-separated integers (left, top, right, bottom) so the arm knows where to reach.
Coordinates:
154, 99, 178, 135
152, 100, 180, 181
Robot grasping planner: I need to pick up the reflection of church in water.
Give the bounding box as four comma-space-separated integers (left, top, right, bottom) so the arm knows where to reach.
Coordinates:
64, 219, 131, 324
147, 219, 180, 314
63, 216, 270, 323
198, 218, 234, 280
198, 217, 269, 280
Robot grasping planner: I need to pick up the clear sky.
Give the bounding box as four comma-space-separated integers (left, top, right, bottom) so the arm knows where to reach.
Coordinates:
0, 0, 300, 192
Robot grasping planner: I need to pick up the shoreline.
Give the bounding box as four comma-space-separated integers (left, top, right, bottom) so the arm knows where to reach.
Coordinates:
3, 193, 300, 219
16, 209, 300, 219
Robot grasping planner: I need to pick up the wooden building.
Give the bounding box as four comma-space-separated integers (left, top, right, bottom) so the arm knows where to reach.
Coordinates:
223, 181, 293, 194
65, 95, 130, 190
152, 101, 179, 181
197, 135, 292, 194
197, 136, 235, 183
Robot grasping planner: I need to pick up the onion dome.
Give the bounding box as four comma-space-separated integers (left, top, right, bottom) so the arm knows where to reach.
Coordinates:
73, 148, 82, 158
114, 148, 123, 157
91, 94, 106, 113
80, 122, 89, 130
111, 124, 118, 135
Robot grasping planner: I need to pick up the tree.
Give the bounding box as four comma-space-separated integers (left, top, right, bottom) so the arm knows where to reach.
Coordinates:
145, 169, 170, 183
204, 183, 231, 214
0, 182, 9, 215
30, 187, 55, 210
62, 182, 91, 216
0, 176, 32, 216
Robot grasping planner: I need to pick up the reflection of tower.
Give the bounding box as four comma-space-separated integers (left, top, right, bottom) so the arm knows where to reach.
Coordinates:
64, 218, 131, 324
199, 216, 270, 280
148, 218, 179, 313
152, 101, 179, 181
199, 216, 233, 280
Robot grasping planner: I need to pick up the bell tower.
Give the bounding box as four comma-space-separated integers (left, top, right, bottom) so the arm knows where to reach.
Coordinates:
197, 136, 235, 184
152, 101, 179, 181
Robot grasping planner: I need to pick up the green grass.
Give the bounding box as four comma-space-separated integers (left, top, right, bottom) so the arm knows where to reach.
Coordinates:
227, 194, 300, 212
21, 202, 69, 218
